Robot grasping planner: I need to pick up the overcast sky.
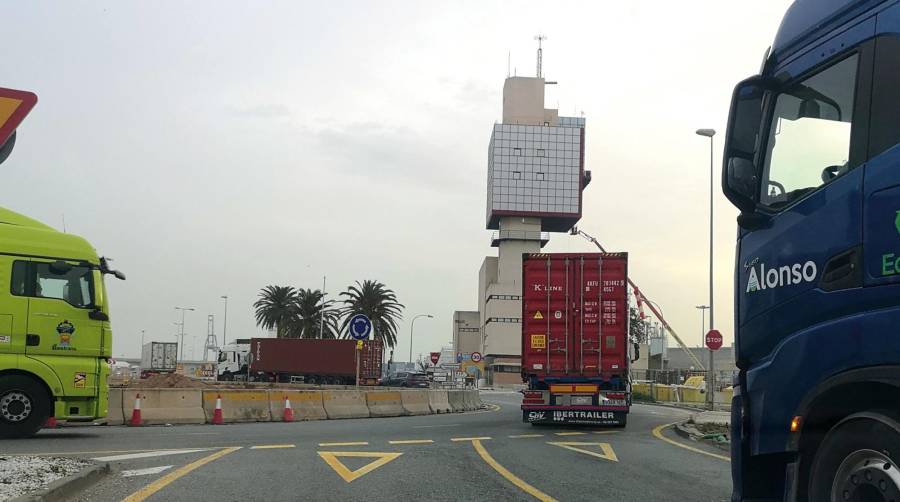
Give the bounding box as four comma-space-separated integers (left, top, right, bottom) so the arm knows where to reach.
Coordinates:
2, 1, 793, 361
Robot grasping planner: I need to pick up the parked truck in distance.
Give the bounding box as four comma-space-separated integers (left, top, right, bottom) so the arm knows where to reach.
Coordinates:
520, 252, 631, 426
722, 1, 900, 499
139, 342, 177, 378
217, 338, 383, 385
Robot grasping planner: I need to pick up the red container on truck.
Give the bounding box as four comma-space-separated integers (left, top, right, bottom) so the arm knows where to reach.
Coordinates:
248, 338, 383, 385
521, 252, 631, 426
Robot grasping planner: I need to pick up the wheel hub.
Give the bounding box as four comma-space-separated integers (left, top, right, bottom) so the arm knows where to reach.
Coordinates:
1, 391, 33, 422
833, 449, 900, 502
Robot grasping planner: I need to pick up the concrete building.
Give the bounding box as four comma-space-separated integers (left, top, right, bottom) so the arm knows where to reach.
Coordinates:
453, 68, 591, 386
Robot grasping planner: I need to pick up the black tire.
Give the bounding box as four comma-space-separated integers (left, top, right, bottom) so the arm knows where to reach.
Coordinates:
0, 374, 51, 439
808, 412, 900, 502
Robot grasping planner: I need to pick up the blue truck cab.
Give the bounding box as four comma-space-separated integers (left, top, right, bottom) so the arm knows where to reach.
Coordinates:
722, 1, 900, 500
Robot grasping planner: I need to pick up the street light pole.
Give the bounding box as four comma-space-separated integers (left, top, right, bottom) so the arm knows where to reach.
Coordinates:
695, 305, 709, 347
319, 276, 326, 339
220, 296, 228, 347
697, 128, 716, 410
409, 314, 434, 363
174, 306, 195, 362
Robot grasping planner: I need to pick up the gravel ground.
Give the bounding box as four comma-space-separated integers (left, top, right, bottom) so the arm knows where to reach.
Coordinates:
0, 456, 91, 501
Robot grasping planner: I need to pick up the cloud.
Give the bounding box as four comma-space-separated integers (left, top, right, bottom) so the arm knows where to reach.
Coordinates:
229, 103, 292, 119
308, 121, 480, 190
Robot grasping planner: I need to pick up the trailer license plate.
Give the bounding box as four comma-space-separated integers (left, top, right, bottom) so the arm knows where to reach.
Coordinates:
602, 398, 627, 407
571, 395, 592, 405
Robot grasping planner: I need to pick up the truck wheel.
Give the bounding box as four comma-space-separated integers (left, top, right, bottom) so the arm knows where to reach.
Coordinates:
808, 412, 900, 502
0, 375, 51, 439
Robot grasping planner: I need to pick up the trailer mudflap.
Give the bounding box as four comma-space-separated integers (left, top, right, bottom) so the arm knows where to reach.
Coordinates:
522, 406, 626, 425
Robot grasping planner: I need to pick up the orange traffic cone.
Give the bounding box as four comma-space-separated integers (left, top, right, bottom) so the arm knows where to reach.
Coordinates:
283, 395, 294, 422
129, 393, 142, 426
211, 394, 224, 425
44, 416, 58, 428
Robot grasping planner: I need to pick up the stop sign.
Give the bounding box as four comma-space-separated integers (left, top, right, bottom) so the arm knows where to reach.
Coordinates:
705, 330, 723, 351
430, 352, 440, 365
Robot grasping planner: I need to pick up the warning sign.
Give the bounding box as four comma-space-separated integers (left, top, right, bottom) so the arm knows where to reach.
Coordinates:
533, 311, 544, 320
74, 372, 86, 389
531, 334, 546, 349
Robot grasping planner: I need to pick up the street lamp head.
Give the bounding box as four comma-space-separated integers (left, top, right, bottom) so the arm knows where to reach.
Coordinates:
221, 295, 228, 300
695, 305, 710, 310
426, 315, 434, 318
696, 128, 716, 137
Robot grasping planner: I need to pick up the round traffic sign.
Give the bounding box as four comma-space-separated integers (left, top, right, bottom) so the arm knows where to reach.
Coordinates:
348, 314, 372, 340
705, 329, 723, 351
471, 352, 483, 363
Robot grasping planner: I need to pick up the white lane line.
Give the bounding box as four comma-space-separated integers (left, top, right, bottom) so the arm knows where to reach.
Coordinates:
121, 465, 173, 478
413, 424, 461, 429
93, 449, 209, 462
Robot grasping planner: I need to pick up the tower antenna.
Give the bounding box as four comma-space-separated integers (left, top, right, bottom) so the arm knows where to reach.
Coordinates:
534, 34, 547, 78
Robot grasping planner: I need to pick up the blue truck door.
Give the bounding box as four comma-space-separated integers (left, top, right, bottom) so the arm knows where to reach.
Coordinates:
737, 24, 874, 366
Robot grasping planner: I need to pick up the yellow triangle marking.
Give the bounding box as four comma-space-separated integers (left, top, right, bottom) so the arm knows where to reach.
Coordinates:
547, 442, 618, 462
317, 451, 403, 483
533, 310, 544, 320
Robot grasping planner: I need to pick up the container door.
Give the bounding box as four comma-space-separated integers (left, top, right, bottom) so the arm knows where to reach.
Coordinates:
574, 255, 603, 376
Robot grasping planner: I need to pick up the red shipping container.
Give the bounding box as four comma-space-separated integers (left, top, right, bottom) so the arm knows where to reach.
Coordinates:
249, 338, 383, 383
521, 252, 628, 382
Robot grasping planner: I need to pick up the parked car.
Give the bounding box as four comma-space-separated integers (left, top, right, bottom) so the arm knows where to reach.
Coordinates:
380, 372, 429, 388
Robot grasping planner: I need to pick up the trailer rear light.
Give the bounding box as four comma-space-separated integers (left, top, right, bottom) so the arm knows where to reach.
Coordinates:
605, 392, 625, 400
790, 415, 802, 433
523, 391, 543, 399
551, 384, 599, 394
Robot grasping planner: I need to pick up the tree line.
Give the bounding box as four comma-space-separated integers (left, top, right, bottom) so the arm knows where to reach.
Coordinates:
252, 279, 404, 349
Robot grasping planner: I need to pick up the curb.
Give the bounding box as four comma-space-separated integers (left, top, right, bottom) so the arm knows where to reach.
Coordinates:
11, 463, 110, 502
674, 421, 731, 452
633, 400, 708, 412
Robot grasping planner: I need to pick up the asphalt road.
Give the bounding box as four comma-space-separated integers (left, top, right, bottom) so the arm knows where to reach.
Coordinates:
1, 392, 731, 501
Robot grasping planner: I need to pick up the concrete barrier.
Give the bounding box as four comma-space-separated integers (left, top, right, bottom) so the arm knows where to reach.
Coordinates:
399, 390, 431, 416
129, 389, 205, 425
366, 390, 404, 417
427, 390, 451, 414
106, 388, 125, 426
203, 390, 271, 423
467, 390, 483, 409
270, 390, 326, 421
322, 390, 370, 419
447, 390, 467, 412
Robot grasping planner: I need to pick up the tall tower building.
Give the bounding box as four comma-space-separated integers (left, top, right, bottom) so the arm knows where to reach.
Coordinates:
464, 74, 591, 386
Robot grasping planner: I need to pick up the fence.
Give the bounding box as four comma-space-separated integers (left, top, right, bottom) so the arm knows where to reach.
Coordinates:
632, 369, 735, 391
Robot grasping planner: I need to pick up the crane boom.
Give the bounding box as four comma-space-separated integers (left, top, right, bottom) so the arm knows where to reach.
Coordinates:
571, 228, 707, 370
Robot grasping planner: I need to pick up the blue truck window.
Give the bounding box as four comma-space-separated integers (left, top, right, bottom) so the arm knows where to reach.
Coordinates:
760, 55, 858, 210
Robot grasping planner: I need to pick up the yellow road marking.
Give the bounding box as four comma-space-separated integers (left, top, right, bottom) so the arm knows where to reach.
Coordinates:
509, 434, 544, 438
554, 432, 587, 436
318, 441, 369, 447
471, 439, 558, 502
250, 444, 295, 449
317, 451, 403, 483
547, 442, 618, 462
388, 439, 434, 445
651, 422, 731, 462
7, 447, 229, 457
121, 447, 241, 502
451, 436, 492, 442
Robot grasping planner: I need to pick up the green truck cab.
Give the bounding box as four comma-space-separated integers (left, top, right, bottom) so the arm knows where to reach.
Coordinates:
0, 207, 124, 438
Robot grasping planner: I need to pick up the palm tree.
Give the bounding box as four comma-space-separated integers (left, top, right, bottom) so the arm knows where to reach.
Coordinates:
253, 285, 298, 338
287, 288, 339, 339
339, 280, 404, 349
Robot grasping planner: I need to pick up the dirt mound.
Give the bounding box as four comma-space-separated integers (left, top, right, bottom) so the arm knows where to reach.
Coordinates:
129, 373, 212, 389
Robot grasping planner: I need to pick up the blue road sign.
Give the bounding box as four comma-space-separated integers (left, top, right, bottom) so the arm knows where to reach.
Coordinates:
348, 314, 372, 340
